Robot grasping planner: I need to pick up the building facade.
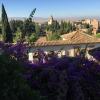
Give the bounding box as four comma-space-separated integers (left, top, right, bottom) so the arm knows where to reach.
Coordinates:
82, 18, 99, 35
28, 31, 100, 63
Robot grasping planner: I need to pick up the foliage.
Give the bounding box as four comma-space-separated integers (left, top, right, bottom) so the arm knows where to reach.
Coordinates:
0, 41, 100, 100
10, 20, 24, 34
27, 57, 100, 100
9, 8, 37, 41
29, 8, 36, 20
96, 33, 100, 38
10, 19, 38, 42
46, 20, 75, 35
46, 20, 59, 32
0, 22, 2, 34
23, 8, 36, 37
60, 21, 76, 34
0, 34, 3, 41
23, 19, 36, 36
13, 28, 22, 43
10, 19, 37, 40
52, 20, 60, 32
46, 32, 61, 41
35, 23, 41, 34
28, 33, 38, 43
10, 20, 17, 33
0, 54, 47, 100
0, 4, 100, 99
1, 4, 13, 43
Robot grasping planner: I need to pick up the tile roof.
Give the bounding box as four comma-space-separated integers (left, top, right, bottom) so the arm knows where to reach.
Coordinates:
62, 30, 100, 43
33, 31, 100, 47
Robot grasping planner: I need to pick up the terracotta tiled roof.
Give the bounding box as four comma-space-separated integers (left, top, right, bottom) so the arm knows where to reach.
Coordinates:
33, 31, 100, 47
62, 30, 100, 43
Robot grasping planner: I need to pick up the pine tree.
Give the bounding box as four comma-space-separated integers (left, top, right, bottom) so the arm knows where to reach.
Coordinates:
1, 4, 12, 42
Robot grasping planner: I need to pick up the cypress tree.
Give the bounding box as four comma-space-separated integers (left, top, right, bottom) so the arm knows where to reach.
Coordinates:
1, 4, 12, 42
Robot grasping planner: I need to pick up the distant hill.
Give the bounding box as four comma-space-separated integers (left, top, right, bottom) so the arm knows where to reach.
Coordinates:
0, 16, 100, 24
0, 17, 48, 24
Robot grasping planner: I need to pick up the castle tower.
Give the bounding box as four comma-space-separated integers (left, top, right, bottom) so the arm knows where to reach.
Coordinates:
91, 19, 99, 35
48, 16, 53, 25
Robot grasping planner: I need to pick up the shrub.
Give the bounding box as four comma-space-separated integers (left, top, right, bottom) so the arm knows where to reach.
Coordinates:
0, 54, 46, 100
96, 33, 100, 38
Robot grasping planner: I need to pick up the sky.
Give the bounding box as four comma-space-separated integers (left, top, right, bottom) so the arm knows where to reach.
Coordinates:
0, 0, 100, 18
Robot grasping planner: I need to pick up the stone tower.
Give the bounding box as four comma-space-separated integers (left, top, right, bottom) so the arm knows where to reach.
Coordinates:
48, 16, 53, 25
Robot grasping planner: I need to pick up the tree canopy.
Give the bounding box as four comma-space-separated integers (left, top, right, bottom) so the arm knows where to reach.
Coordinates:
1, 4, 13, 43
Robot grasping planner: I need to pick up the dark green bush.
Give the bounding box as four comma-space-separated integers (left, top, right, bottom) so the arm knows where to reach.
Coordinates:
0, 54, 46, 100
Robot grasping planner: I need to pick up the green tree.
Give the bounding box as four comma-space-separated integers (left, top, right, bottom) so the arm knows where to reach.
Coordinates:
9, 20, 17, 33
10, 20, 25, 40
1, 4, 13, 42
22, 8, 36, 37
51, 20, 60, 32
35, 23, 41, 34
60, 21, 64, 33
0, 34, 3, 41
46, 20, 60, 33
15, 20, 24, 31
60, 21, 76, 34
96, 33, 100, 38
23, 19, 36, 36
28, 33, 38, 43
13, 28, 22, 43
46, 32, 61, 41
29, 8, 36, 20
0, 22, 2, 34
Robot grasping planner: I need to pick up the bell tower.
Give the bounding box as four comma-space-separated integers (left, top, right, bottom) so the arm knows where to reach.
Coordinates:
48, 16, 53, 25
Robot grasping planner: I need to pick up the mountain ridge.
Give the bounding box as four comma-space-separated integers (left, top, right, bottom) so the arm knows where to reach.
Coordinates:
0, 16, 100, 23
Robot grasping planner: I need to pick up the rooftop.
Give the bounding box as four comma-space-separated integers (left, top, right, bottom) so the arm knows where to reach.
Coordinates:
61, 30, 99, 43
33, 31, 100, 47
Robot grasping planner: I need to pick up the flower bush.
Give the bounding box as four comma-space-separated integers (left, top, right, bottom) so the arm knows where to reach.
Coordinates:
0, 42, 100, 100
0, 54, 47, 100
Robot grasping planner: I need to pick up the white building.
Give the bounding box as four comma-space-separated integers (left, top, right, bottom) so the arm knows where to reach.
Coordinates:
48, 16, 54, 25
28, 30, 100, 63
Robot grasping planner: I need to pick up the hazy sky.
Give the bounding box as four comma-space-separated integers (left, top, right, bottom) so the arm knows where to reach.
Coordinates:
0, 0, 100, 18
